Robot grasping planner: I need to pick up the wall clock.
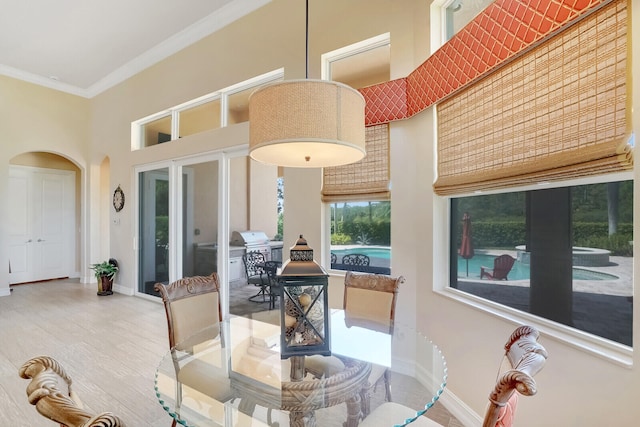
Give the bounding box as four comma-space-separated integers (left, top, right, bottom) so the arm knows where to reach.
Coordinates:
113, 185, 125, 212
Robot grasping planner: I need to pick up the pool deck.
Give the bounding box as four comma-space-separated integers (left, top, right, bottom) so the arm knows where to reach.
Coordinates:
460, 255, 632, 297
325, 247, 632, 345
457, 255, 633, 346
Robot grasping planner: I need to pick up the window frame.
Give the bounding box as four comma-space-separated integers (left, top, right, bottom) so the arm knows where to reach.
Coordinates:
433, 172, 634, 367
429, 0, 634, 368
326, 200, 391, 276
131, 69, 284, 150
321, 34, 392, 273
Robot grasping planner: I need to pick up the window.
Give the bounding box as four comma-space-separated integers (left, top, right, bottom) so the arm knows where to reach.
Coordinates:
132, 69, 283, 150
178, 98, 222, 138
329, 201, 391, 274
433, 0, 632, 363
323, 124, 391, 274
140, 114, 171, 147
444, 0, 493, 41
450, 179, 633, 346
226, 86, 254, 125
276, 176, 283, 241
321, 34, 392, 273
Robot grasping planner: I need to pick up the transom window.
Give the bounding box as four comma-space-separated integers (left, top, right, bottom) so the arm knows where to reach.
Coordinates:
131, 69, 283, 149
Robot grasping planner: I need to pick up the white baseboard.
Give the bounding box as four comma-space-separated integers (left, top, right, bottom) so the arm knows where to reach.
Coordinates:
437, 388, 483, 427
113, 283, 134, 296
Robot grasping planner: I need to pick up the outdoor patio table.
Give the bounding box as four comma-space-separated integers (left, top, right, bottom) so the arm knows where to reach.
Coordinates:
155, 310, 447, 427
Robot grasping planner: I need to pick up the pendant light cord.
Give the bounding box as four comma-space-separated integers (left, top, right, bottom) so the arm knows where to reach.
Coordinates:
305, 0, 309, 79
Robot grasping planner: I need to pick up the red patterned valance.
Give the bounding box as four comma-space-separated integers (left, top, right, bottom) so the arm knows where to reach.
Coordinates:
363, 0, 611, 126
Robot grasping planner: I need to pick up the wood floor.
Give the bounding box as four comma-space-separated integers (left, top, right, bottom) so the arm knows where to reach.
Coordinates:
0, 279, 463, 427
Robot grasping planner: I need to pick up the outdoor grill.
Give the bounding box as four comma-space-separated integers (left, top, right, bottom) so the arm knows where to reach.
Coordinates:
231, 230, 272, 260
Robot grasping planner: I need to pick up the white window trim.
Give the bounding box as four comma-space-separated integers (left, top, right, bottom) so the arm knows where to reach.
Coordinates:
131, 69, 284, 149
430, 0, 454, 53
433, 172, 634, 368
132, 146, 249, 320
320, 34, 392, 271
321, 33, 390, 81
429, 0, 633, 368
130, 111, 171, 150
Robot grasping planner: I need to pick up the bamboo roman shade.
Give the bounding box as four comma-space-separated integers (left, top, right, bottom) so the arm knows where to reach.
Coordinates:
434, 0, 631, 196
322, 124, 390, 202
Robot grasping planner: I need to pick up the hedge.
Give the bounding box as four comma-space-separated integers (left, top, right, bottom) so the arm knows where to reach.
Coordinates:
459, 221, 632, 255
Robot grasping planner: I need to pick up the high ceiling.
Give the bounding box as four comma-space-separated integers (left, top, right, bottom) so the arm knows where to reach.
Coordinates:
0, 0, 269, 98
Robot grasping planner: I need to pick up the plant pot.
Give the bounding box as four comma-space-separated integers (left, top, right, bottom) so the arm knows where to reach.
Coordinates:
98, 275, 114, 296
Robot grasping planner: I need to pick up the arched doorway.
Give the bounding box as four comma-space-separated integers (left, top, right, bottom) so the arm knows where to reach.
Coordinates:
8, 152, 80, 284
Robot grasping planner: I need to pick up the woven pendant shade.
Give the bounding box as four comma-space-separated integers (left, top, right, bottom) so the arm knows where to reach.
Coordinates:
249, 79, 366, 168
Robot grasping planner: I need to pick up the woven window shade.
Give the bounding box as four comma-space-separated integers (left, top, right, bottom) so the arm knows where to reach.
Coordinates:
434, 0, 631, 196
322, 124, 390, 202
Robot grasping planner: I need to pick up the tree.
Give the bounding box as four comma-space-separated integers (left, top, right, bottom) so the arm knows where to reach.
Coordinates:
607, 182, 619, 236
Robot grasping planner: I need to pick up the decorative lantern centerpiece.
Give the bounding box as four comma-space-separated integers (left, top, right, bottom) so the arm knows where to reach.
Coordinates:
278, 235, 330, 359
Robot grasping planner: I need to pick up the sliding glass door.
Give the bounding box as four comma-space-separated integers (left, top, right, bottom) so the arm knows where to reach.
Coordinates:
183, 160, 219, 279
139, 168, 169, 295
137, 157, 221, 297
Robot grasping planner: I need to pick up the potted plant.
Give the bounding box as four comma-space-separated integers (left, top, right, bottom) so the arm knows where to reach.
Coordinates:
90, 258, 118, 296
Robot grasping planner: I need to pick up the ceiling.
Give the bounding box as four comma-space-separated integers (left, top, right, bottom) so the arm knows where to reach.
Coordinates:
0, 0, 269, 98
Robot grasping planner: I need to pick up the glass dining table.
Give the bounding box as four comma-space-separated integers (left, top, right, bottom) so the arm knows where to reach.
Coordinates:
155, 310, 447, 427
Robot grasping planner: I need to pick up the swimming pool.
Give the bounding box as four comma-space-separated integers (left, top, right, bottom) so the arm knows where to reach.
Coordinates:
458, 254, 618, 281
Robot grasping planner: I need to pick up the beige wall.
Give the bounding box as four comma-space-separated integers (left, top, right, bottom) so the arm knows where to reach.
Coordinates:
0, 76, 90, 291
0, 0, 637, 424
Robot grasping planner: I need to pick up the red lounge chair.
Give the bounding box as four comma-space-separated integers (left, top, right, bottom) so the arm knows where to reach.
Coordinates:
480, 254, 516, 280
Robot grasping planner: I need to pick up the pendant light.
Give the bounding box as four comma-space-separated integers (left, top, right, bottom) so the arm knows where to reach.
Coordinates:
248, 0, 366, 168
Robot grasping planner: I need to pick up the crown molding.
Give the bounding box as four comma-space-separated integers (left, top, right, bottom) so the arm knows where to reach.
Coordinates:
0, 64, 90, 97
0, 0, 271, 99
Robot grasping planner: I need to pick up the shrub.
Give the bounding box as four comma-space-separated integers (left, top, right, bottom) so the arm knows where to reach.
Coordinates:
464, 221, 633, 256
331, 233, 352, 245
578, 233, 633, 256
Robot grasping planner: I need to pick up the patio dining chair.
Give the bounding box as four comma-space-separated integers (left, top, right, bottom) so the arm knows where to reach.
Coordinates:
242, 251, 271, 303
359, 325, 548, 427
342, 253, 370, 267
263, 260, 281, 310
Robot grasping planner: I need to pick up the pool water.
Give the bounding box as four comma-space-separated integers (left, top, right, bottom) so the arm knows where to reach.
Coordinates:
458, 254, 618, 281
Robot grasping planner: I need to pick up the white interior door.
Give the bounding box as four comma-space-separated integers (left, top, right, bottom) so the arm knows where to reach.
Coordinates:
8, 166, 75, 284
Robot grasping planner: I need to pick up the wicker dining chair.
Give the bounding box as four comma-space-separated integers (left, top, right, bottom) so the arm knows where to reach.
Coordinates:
19, 355, 126, 427
305, 271, 405, 417
359, 325, 548, 427
154, 274, 233, 427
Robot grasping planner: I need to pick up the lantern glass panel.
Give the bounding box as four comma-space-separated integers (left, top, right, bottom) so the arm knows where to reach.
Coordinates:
280, 279, 330, 358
